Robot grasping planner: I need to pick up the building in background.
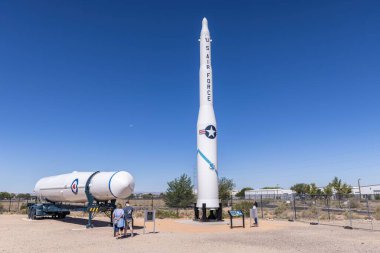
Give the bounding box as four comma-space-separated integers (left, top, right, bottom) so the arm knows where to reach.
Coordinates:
352, 184, 380, 200
245, 189, 294, 200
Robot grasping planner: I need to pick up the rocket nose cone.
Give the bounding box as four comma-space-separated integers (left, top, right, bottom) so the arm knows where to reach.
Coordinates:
109, 171, 135, 199
202, 17, 208, 29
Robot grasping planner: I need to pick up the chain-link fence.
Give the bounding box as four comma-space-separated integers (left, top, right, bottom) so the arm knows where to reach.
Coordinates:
3, 194, 380, 231
242, 194, 380, 231
294, 195, 380, 231
0, 197, 37, 213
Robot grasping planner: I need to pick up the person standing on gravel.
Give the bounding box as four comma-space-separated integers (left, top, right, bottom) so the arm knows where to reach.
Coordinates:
123, 201, 134, 237
113, 203, 125, 239
252, 201, 259, 226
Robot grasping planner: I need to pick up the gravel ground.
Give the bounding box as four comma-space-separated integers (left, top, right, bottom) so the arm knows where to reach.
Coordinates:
0, 214, 379, 253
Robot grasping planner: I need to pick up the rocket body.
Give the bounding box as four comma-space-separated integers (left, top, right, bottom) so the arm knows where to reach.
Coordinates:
196, 18, 219, 208
34, 171, 135, 203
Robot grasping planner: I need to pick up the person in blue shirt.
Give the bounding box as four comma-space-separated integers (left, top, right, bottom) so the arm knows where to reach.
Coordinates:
112, 203, 125, 238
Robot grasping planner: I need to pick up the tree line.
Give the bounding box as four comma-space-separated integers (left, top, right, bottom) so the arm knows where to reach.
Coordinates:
290, 176, 352, 197
161, 174, 355, 212
0, 192, 31, 199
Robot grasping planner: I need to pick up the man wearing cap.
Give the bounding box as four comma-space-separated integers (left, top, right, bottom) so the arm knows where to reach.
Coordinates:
123, 201, 134, 237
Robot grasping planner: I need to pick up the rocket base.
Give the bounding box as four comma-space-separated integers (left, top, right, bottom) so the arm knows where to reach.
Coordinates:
193, 203, 223, 222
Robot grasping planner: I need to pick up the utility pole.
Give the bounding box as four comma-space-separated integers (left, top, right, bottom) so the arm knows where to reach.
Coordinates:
358, 178, 362, 201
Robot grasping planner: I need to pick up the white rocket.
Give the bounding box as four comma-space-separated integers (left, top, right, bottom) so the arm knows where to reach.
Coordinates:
34, 171, 135, 203
196, 17, 219, 209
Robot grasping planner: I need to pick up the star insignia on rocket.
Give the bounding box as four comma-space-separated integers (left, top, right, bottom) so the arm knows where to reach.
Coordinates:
205, 125, 217, 139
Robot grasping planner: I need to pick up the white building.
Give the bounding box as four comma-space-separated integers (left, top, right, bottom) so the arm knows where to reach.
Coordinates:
352, 184, 380, 199
245, 189, 294, 200
231, 189, 239, 197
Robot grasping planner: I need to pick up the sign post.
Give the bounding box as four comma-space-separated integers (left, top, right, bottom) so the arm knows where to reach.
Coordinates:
143, 210, 156, 234
228, 210, 245, 229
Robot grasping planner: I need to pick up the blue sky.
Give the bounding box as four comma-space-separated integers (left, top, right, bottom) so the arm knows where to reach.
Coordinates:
1, 0, 379, 193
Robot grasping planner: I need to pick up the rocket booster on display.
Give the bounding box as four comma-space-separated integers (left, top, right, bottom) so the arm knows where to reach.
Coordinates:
196, 18, 219, 209
34, 171, 135, 203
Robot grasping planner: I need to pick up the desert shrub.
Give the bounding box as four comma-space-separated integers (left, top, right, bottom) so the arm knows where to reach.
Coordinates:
273, 202, 294, 219
274, 203, 288, 216
20, 203, 27, 210
261, 198, 272, 205
348, 199, 361, 209
319, 212, 336, 220
344, 210, 352, 219
0, 204, 4, 214
344, 210, 362, 220
18, 203, 28, 214
233, 201, 253, 216
156, 209, 179, 219
319, 212, 328, 220
222, 210, 230, 219
134, 210, 144, 218
301, 206, 318, 219
375, 206, 380, 220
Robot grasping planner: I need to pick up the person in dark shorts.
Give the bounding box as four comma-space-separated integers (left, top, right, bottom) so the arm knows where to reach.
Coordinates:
123, 201, 134, 237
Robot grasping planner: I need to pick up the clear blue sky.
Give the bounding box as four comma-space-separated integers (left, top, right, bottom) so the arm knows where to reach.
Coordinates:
1, 1, 379, 193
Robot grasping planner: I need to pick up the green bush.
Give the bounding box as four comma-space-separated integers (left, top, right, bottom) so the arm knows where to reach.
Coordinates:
0, 204, 4, 214
156, 209, 179, 219
233, 201, 253, 216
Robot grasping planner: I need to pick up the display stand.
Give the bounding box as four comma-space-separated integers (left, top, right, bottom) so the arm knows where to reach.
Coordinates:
193, 202, 223, 222
228, 210, 245, 229
143, 210, 156, 234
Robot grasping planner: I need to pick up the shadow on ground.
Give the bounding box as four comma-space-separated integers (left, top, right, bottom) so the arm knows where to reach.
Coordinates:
55, 216, 111, 227
55, 216, 145, 230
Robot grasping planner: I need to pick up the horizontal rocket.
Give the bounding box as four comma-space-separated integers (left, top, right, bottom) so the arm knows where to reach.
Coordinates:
34, 171, 135, 203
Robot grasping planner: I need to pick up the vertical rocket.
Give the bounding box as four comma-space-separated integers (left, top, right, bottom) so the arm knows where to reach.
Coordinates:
196, 17, 219, 209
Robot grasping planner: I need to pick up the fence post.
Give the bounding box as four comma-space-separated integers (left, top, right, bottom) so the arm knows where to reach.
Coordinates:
366, 196, 374, 230
151, 196, 154, 210
327, 197, 331, 221
348, 200, 353, 228
260, 194, 264, 219
316, 197, 320, 224
293, 196, 297, 220
366, 196, 370, 219
9, 198, 12, 212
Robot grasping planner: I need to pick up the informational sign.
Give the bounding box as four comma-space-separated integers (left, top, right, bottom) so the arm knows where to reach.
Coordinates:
144, 210, 155, 222
229, 210, 243, 217
228, 210, 245, 229
143, 210, 156, 234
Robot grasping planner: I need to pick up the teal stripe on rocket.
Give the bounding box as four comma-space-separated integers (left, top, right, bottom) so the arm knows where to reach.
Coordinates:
197, 149, 216, 171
